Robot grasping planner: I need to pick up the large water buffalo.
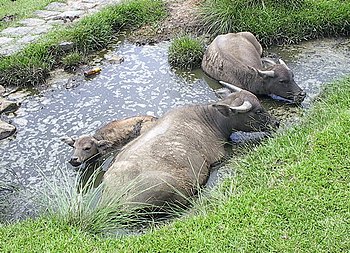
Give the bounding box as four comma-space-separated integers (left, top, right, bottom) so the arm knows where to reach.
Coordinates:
201, 32, 306, 104
62, 115, 157, 167
103, 88, 279, 209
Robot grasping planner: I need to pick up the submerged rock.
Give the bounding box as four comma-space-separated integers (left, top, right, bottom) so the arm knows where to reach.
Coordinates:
0, 120, 16, 140
0, 98, 19, 114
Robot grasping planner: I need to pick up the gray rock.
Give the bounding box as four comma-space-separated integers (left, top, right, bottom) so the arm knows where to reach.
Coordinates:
31, 25, 53, 35
0, 85, 5, 96
17, 35, 40, 45
0, 26, 34, 37
0, 37, 14, 45
0, 98, 20, 114
18, 18, 46, 27
0, 44, 25, 56
34, 10, 62, 20
46, 19, 65, 26
71, 2, 98, 10
7, 90, 31, 102
0, 120, 16, 140
56, 10, 85, 21
45, 2, 69, 11
58, 41, 75, 52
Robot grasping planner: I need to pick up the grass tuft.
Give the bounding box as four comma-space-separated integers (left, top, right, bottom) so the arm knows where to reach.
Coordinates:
199, 0, 350, 46
168, 35, 205, 70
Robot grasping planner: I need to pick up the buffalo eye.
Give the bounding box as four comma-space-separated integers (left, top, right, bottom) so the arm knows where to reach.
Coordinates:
83, 146, 91, 151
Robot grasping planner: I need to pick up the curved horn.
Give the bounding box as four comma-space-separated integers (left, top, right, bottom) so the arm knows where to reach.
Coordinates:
257, 69, 275, 78
230, 101, 252, 113
219, 80, 242, 92
261, 57, 276, 66
278, 59, 290, 70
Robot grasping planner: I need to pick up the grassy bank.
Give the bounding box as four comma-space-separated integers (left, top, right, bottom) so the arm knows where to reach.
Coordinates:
0, 0, 63, 31
1, 77, 349, 252
0, 0, 166, 87
199, 0, 350, 46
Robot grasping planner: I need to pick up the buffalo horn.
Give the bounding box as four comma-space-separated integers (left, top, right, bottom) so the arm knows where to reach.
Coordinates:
219, 80, 242, 92
278, 59, 290, 70
261, 57, 276, 66
230, 101, 252, 113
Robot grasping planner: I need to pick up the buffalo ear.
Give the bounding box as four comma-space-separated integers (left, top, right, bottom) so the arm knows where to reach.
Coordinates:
213, 103, 234, 117
61, 137, 75, 147
257, 69, 275, 79
96, 140, 113, 154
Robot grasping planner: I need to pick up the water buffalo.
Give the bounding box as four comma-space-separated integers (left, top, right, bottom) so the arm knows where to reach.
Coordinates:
201, 32, 306, 103
62, 115, 157, 167
103, 88, 279, 210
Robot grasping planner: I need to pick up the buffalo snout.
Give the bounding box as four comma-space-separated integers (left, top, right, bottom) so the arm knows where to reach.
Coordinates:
294, 91, 306, 104
69, 156, 82, 167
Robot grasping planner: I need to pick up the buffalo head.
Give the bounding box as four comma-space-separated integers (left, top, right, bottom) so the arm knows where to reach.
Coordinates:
214, 82, 279, 133
258, 59, 306, 104
61, 136, 112, 167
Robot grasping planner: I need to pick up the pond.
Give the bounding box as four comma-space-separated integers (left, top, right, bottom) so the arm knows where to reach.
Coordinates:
1, 37, 350, 221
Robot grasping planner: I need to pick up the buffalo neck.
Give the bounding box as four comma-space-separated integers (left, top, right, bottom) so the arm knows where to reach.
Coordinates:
247, 68, 268, 95
192, 105, 234, 140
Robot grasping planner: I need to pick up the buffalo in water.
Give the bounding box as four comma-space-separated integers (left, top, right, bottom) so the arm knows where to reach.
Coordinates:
201, 32, 306, 104
103, 88, 279, 210
62, 115, 157, 167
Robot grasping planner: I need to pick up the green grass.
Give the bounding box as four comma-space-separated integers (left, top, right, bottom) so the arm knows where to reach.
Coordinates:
0, 0, 166, 87
168, 35, 205, 69
199, 0, 350, 46
1, 76, 349, 252
0, 0, 63, 31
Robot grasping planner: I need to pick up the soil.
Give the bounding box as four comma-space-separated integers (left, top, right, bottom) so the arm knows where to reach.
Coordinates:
128, 0, 204, 45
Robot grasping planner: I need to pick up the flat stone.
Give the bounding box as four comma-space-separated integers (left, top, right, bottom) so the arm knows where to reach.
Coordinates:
0, 44, 24, 56
46, 19, 65, 26
0, 37, 14, 45
45, 2, 69, 11
31, 25, 53, 35
71, 2, 98, 10
34, 10, 62, 20
0, 120, 16, 140
17, 35, 40, 45
18, 18, 46, 27
0, 26, 34, 37
0, 98, 20, 114
57, 10, 85, 20
7, 90, 32, 102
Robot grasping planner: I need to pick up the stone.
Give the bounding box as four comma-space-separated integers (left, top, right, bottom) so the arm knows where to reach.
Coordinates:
0, 37, 14, 45
34, 10, 62, 20
7, 90, 32, 102
56, 10, 85, 21
0, 98, 20, 114
0, 120, 16, 140
0, 26, 34, 37
0, 85, 5, 96
0, 44, 25, 57
45, 2, 69, 11
18, 18, 46, 27
17, 35, 40, 45
31, 25, 53, 36
58, 41, 75, 52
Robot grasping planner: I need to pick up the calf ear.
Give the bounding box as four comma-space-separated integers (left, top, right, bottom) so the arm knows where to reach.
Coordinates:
61, 137, 75, 147
96, 140, 113, 154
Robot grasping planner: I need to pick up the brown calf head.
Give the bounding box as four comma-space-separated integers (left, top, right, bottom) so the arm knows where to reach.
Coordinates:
61, 136, 112, 167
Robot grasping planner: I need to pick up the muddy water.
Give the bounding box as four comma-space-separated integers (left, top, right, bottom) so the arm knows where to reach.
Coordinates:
1, 38, 350, 221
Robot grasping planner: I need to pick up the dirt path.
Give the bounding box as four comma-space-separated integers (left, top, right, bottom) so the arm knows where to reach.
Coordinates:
128, 0, 203, 44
